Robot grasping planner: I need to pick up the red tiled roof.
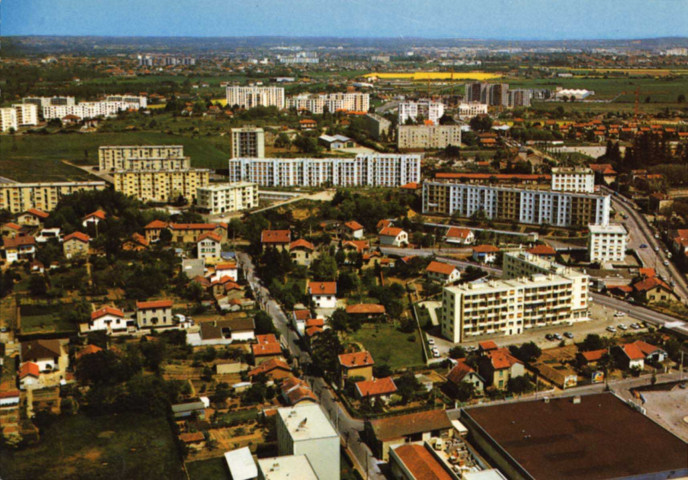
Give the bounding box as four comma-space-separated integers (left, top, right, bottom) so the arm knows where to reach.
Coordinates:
308, 281, 337, 296
446, 227, 472, 239
252, 341, 282, 357
83, 210, 106, 221
25, 208, 49, 219
400, 182, 420, 190
77, 344, 103, 358
136, 299, 173, 309
3, 222, 21, 231
426, 261, 457, 276
215, 262, 237, 270
91, 306, 124, 320
261, 229, 291, 244
639, 268, 656, 278
248, 358, 291, 377
64, 231, 90, 243
392, 444, 454, 480
633, 277, 671, 293
0, 390, 20, 400
346, 304, 386, 315
379, 226, 404, 237
473, 244, 499, 253
306, 326, 324, 337
344, 220, 364, 231
447, 360, 476, 384
179, 432, 205, 443
488, 348, 522, 369
356, 377, 397, 397
479, 340, 498, 351
377, 219, 392, 231
527, 244, 556, 256
338, 351, 374, 368
285, 385, 318, 405
144, 220, 168, 229
130, 233, 149, 246
293, 309, 310, 321
628, 340, 662, 357
169, 223, 216, 231
197, 231, 222, 243
342, 240, 369, 252
622, 343, 645, 361
581, 349, 606, 362
289, 239, 315, 250
257, 334, 278, 344
306, 318, 324, 328
3, 236, 36, 248
19, 362, 39, 379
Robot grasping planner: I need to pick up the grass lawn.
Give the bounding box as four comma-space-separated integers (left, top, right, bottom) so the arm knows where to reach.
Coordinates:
19, 303, 77, 334
0, 413, 184, 480
186, 457, 229, 480
347, 323, 424, 370
221, 408, 259, 424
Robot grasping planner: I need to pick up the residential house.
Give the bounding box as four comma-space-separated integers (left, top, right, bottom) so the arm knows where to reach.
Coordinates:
445, 227, 475, 245
62, 231, 90, 259
346, 304, 386, 321
18, 363, 40, 390
527, 244, 557, 259
3, 235, 36, 263
617, 343, 646, 370
248, 358, 292, 382
576, 349, 607, 367
179, 432, 206, 451
83, 306, 128, 335
379, 227, 408, 247
122, 233, 149, 251
210, 277, 241, 298
472, 245, 499, 264
377, 219, 393, 232
365, 409, 453, 461
356, 377, 397, 405
209, 262, 239, 282
169, 223, 225, 244
425, 261, 461, 284
19, 339, 69, 390
343, 220, 364, 239
672, 229, 688, 255
280, 376, 318, 405
289, 239, 316, 266
478, 340, 499, 354
135, 299, 174, 329
1, 223, 22, 238
76, 344, 103, 359
447, 360, 485, 395
308, 281, 337, 309
319, 134, 355, 150
304, 318, 324, 339
197, 232, 222, 260
252, 334, 284, 365
338, 351, 374, 386
261, 229, 291, 251
144, 220, 168, 243
632, 277, 680, 304
187, 318, 256, 346
17, 208, 49, 227
478, 348, 525, 389
82, 209, 106, 228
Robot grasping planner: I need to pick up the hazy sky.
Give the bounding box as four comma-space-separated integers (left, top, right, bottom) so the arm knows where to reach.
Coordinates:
3, 0, 688, 40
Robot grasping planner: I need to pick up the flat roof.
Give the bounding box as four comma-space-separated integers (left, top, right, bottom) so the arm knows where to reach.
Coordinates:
445, 274, 572, 296
277, 404, 337, 442
463, 393, 688, 480
588, 223, 627, 234
257, 455, 318, 480
197, 181, 257, 191
224, 447, 258, 480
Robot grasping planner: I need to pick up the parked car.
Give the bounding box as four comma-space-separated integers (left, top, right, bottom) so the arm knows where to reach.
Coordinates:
606, 326, 617, 333
553, 333, 563, 341
432, 350, 440, 358
654, 246, 660, 252
630, 323, 641, 330
564, 332, 574, 339
639, 244, 648, 248
614, 311, 625, 317
545, 333, 555, 341
618, 324, 628, 331
427, 338, 435, 345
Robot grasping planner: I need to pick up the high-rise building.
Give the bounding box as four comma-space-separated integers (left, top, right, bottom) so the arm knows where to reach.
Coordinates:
588, 224, 628, 263
226, 86, 285, 109
507, 89, 533, 107
230, 127, 265, 158
0, 181, 107, 213
398, 99, 445, 124
362, 113, 392, 140
228, 154, 421, 187
0, 108, 18, 132
422, 181, 610, 227
112, 169, 210, 203
23, 96, 76, 109
287, 92, 369, 114
551, 167, 595, 193
397, 124, 462, 150
12, 104, 39, 126
465, 83, 509, 107
39, 95, 147, 120
196, 182, 258, 214
98, 145, 186, 171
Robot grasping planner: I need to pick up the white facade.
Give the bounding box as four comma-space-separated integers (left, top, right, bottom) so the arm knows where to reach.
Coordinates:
196, 182, 258, 215
287, 92, 369, 113
258, 455, 318, 480
99, 145, 186, 171
398, 99, 445, 124
197, 237, 221, 260
23, 96, 76, 109
588, 224, 628, 263
228, 154, 421, 188
380, 230, 408, 247
551, 167, 595, 193
311, 293, 337, 309
0, 108, 18, 132
89, 313, 127, 333
209, 265, 239, 283
276, 404, 340, 480
226, 86, 285, 109
397, 124, 462, 150
42, 96, 147, 120
230, 127, 265, 158
12, 103, 39, 126
458, 102, 488, 119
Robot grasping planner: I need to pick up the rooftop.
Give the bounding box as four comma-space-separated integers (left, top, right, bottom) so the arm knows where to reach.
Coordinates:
346, 304, 386, 315
369, 409, 452, 441
391, 443, 454, 480
588, 223, 627, 235
339, 351, 374, 368
277, 404, 337, 442
257, 455, 318, 480
224, 447, 258, 480
463, 393, 688, 480
426, 261, 457, 276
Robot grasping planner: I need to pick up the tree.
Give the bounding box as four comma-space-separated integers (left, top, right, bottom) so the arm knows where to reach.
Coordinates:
310, 329, 343, 377
213, 382, 231, 404
274, 133, 291, 149
254, 311, 277, 335
330, 308, 350, 332
510, 342, 542, 363
448, 346, 466, 359
679, 94, 686, 103
507, 375, 532, 394
452, 381, 475, 402
581, 334, 605, 351
469, 115, 493, 133
395, 372, 421, 404
28, 275, 47, 296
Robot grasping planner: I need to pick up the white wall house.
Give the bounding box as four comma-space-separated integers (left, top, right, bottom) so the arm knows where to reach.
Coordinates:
209, 262, 239, 283
379, 227, 408, 247
87, 306, 127, 334
308, 281, 337, 309
197, 232, 222, 260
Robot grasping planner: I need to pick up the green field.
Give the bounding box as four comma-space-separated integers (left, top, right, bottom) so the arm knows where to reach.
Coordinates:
348, 323, 425, 370
19, 303, 77, 334
0, 131, 230, 182
187, 457, 229, 480
0, 413, 184, 480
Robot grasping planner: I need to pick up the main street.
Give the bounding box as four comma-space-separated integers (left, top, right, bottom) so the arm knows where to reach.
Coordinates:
237, 252, 384, 480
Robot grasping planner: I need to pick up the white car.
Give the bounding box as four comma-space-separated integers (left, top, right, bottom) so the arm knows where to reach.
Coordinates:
618, 324, 628, 331
606, 326, 617, 333
432, 350, 440, 358
614, 311, 625, 317
427, 338, 435, 345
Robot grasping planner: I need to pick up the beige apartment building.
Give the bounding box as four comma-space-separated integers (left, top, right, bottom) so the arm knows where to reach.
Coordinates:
98, 145, 185, 171
551, 167, 595, 193
397, 124, 462, 150
230, 127, 265, 158
196, 182, 258, 215
0, 181, 107, 214
113, 169, 209, 203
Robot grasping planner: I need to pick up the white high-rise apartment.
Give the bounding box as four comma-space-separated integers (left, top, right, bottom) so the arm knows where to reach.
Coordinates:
551, 167, 595, 193
398, 124, 462, 150
230, 127, 265, 158
12, 104, 39, 126
196, 182, 258, 214
0, 108, 18, 132
287, 92, 369, 114
276, 404, 340, 480
398, 99, 445, 124
23, 96, 76, 109
226, 86, 285, 109
588, 224, 628, 263
228, 154, 421, 187
99, 145, 186, 171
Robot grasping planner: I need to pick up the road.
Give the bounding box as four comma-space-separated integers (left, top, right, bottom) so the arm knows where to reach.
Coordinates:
237, 252, 384, 480
379, 246, 502, 275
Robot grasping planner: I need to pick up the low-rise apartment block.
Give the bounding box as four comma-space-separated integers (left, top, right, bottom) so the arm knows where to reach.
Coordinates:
398, 124, 462, 150
228, 154, 420, 187
422, 181, 610, 227
196, 182, 258, 214
398, 99, 445, 124
287, 92, 369, 113
41, 95, 147, 120
230, 127, 265, 158
551, 167, 595, 193
362, 113, 392, 140
113, 169, 210, 203
457, 102, 488, 119
0, 108, 17, 132
226, 86, 285, 109
98, 145, 186, 171
12, 103, 39, 126
0, 181, 107, 214
588, 223, 628, 262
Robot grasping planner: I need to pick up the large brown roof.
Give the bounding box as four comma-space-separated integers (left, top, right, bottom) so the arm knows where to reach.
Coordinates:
369, 409, 452, 441
426, 261, 457, 276
21, 339, 63, 362
392, 444, 453, 480
136, 299, 173, 309
308, 281, 337, 296
463, 393, 688, 480
3, 235, 36, 248
346, 304, 385, 315
261, 229, 291, 244
356, 377, 397, 397
338, 351, 374, 368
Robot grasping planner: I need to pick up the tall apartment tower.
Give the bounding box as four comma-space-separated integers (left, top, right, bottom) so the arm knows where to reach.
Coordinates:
225, 86, 285, 109
465, 83, 510, 106
230, 127, 265, 158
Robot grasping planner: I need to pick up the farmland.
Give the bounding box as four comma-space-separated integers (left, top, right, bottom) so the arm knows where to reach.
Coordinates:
365, 71, 502, 81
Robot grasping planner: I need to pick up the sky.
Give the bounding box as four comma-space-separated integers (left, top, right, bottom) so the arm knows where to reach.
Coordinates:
2, 0, 688, 40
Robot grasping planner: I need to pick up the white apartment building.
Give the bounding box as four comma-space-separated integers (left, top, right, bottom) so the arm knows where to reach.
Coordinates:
196, 182, 258, 214
112, 169, 210, 203
12, 103, 39, 126
422, 181, 611, 228
41, 95, 147, 120
226, 86, 285, 109
287, 92, 369, 114
398, 99, 445, 124
228, 154, 421, 187
276, 404, 340, 480
0, 181, 107, 213
588, 223, 628, 263
551, 167, 595, 193
441, 273, 589, 343
458, 102, 488, 119
23, 96, 76, 109
398, 124, 462, 150
0, 108, 17, 132
230, 127, 265, 158
99, 145, 187, 171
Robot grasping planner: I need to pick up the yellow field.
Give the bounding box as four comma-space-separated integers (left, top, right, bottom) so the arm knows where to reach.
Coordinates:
147, 104, 166, 109
546, 67, 688, 77
364, 72, 502, 81
213, 98, 228, 106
